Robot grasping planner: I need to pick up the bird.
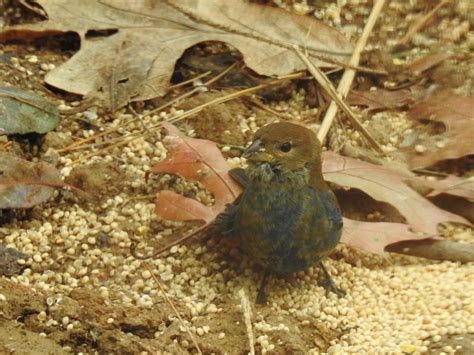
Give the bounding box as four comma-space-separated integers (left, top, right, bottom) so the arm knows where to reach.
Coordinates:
216, 121, 344, 304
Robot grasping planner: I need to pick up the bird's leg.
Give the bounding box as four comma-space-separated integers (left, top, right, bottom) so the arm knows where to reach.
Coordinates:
319, 261, 346, 297
256, 271, 269, 304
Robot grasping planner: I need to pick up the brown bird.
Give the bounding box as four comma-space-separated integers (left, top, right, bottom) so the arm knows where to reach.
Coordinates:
217, 121, 344, 303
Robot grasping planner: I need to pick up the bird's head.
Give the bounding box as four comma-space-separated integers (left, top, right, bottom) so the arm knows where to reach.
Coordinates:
244, 122, 325, 186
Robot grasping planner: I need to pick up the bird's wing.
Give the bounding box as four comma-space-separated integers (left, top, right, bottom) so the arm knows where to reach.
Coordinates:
229, 167, 249, 188
209, 167, 247, 238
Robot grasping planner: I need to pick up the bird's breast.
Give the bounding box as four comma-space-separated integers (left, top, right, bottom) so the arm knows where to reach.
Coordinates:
234, 181, 342, 274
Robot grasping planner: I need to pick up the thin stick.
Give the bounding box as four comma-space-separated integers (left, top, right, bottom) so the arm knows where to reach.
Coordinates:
146, 61, 240, 118
74, 76, 297, 162
145, 263, 202, 354
386, 239, 474, 263
57, 116, 140, 153
293, 45, 384, 153
130, 224, 209, 260
248, 97, 288, 119
168, 70, 211, 91
239, 289, 255, 355
60, 67, 229, 154
316, 0, 386, 147
398, 0, 449, 46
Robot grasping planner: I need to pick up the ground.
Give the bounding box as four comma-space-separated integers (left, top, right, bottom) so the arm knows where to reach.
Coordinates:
0, 0, 473, 354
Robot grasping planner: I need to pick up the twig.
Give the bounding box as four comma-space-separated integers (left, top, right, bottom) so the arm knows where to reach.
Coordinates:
57, 116, 140, 153
146, 61, 240, 118
397, 0, 449, 46
0, 141, 13, 150
60, 65, 234, 154
74, 75, 301, 163
145, 263, 202, 354
316, 0, 386, 146
248, 97, 289, 119
168, 70, 212, 91
129, 104, 159, 139
386, 239, 474, 263
239, 289, 255, 355
293, 45, 384, 153
130, 224, 209, 260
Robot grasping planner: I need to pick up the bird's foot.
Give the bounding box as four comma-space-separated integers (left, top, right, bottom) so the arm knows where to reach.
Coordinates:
256, 287, 267, 304
256, 272, 269, 304
319, 261, 346, 298
321, 276, 346, 298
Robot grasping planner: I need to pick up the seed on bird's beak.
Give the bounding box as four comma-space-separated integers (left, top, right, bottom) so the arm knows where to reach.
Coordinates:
243, 139, 274, 163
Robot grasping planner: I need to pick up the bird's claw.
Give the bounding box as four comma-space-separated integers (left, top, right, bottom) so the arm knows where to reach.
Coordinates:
322, 278, 346, 298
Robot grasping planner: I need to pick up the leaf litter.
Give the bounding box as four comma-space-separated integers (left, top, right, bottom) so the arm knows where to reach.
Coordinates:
153, 123, 241, 224
0, 152, 62, 208
0, 0, 353, 110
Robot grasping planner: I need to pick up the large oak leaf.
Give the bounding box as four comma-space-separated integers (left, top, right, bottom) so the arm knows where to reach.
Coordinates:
322, 151, 468, 235
0, 0, 353, 110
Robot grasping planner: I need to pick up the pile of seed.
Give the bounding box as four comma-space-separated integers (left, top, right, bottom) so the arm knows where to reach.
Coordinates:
2, 100, 473, 353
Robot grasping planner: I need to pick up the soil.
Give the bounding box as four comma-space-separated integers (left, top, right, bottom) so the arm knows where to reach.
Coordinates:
1, 1, 473, 354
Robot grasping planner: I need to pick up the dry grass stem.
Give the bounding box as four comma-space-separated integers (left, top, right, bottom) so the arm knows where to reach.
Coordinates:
146, 263, 203, 355
167, 70, 212, 91
317, 0, 386, 145
239, 288, 255, 355
293, 45, 384, 153
72, 72, 304, 163
146, 61, 240, 118
398, 0, 449, 46
130, 224, 209, 260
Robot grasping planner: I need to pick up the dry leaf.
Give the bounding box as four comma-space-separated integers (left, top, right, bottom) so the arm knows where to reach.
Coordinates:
342, 218, 424, 255
423, 175, 474, 201
407, 91, 474, 168
347, 87, 426, 111
322, 151, 469, 235
153, 123, 241, 224
0, 86, 59, 135
0, 153, 62, 208
0, 0, 353, 110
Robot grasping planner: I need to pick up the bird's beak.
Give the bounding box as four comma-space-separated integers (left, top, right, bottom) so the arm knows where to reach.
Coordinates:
243, 139, 274, 163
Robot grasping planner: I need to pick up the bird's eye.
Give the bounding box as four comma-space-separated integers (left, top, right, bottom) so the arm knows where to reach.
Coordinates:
280, 142, 292, 152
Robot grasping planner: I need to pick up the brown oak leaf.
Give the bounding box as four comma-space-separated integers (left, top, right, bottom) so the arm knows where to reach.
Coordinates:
0, 0, 353, 110
322, 151, 469, 235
